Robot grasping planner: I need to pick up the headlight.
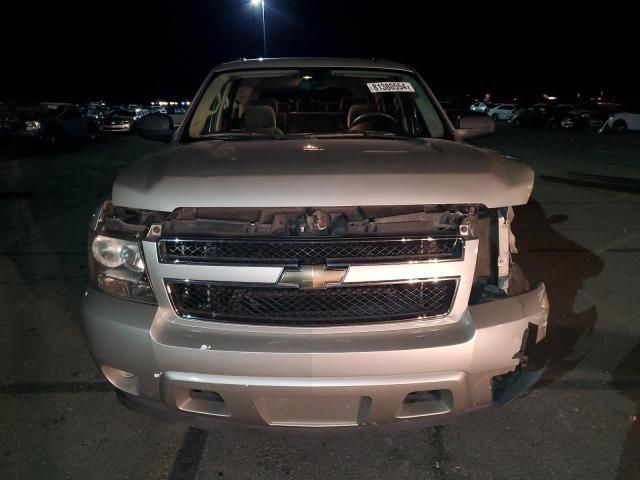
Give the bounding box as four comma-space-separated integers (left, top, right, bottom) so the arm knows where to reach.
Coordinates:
25, 120, 41, 132
89, 232, 156, 303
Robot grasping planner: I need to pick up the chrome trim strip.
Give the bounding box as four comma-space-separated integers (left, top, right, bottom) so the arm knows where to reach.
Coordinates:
156, 235, 466, 267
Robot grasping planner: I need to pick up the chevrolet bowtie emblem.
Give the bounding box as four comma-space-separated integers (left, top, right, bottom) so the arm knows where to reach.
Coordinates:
278, 265, 347, 289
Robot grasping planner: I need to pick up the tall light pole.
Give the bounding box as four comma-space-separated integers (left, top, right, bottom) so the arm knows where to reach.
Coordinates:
250, 0, 267, 57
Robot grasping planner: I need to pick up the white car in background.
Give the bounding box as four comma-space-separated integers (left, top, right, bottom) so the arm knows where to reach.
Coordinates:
600, 109, 640, 133
488, 104, 517, 121
470, 101, 494, 114
99, 109, 141, 133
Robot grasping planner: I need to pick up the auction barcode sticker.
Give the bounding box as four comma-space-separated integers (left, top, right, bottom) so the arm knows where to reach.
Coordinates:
367, 82, 415, 93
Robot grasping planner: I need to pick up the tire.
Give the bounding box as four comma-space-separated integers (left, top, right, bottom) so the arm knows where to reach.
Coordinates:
613, 119, 628, 133
41, 125, 68, 150
45, 132, 58, 145
549, 120, 560, 131
491, 114, 499, 121
512, 118, 522, 128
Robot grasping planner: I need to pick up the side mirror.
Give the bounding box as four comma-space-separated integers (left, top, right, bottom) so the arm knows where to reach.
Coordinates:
136, 113, 175, 142
456, 115, 496, 140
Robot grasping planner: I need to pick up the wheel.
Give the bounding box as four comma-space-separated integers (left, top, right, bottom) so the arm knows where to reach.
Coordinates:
613, 119, 628, 133
549, 120, 560, 131
43, 124, 68, 146
512, 118, 522, 128
491, 114, 499, 121
44, 132, 58, 145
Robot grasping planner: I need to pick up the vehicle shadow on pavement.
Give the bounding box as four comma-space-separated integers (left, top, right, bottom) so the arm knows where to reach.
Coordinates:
512, 198, 604, 385
613, 343, 640, 480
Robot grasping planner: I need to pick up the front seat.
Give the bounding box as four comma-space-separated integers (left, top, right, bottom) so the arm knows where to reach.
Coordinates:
339, 96, 367, 112
243, 106, 283, 135
250, 98, 279, 112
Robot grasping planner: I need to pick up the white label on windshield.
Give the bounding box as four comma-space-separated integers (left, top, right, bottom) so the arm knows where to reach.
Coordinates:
367, 82, 415, 93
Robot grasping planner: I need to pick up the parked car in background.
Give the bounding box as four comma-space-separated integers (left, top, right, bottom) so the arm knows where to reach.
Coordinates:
600, 109, 640, 133
85, 107, 105, 122
577, 105, 609, 128
149, 106, 168, 114
488, 104, 517, 121
99, 109, 140, 133
547, 104, 589, 130
0, 107, 11, 143
0, 102, 97, 145
166, 106, 187, 127
510, 104, 588, 130
510, 104, 549, 128
470, 101, 494, 114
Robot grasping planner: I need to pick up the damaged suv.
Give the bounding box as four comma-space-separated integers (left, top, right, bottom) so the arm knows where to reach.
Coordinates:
82, 58, 548, 429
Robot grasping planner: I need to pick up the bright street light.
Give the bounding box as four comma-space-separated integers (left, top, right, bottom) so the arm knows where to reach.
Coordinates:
250, 0, 267, 57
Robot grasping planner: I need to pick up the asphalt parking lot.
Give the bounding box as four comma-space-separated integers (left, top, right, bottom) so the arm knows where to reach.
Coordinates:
1, 128, 639, 479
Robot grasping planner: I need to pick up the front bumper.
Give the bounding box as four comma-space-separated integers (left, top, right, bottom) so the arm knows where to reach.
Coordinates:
100, 124, 131, 132
82, 282, 548, 428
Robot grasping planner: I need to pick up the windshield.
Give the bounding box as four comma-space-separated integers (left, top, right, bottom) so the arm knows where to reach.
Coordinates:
185, 68, 447, 141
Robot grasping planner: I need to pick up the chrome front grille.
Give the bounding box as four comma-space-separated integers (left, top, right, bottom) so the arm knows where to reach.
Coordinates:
166, 279, 458, 327
158, 237, 463, 265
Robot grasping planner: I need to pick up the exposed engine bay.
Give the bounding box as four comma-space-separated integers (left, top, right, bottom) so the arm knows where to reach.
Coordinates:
96, 201, 523, 300
101, 203, 477, 236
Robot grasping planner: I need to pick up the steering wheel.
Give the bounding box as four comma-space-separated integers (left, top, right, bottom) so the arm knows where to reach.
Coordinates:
349, 112, 397, 130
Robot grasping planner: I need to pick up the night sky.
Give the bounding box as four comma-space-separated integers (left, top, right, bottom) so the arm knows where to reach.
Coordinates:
2, 1, 635, 104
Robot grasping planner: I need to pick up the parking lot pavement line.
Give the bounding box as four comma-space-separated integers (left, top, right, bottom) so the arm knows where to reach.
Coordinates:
428, 426, 449, 477
577, 288, 639, 335
540, 191, 636, 217
594, 232, 640, 255
0, 381, 111, 395
169, 428, 209, 480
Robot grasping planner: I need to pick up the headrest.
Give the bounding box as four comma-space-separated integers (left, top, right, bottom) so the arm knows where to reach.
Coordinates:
250, 98, 279, 113
244, 106, 276, 129
339, 96, 367, 112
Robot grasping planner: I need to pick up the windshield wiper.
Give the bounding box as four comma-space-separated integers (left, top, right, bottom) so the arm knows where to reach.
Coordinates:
196, 132, 284, 141
303, 132, 414, 140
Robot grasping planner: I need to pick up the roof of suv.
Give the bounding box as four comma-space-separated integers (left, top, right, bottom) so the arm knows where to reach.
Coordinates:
215, 57, 416, 72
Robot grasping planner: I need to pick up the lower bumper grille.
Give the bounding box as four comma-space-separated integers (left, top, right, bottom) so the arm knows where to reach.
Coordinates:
166, 279, 457, 326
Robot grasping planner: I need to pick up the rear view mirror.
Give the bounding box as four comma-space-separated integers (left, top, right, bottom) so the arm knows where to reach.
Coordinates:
136, 113, 175, 142
455, 115, 496, 140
